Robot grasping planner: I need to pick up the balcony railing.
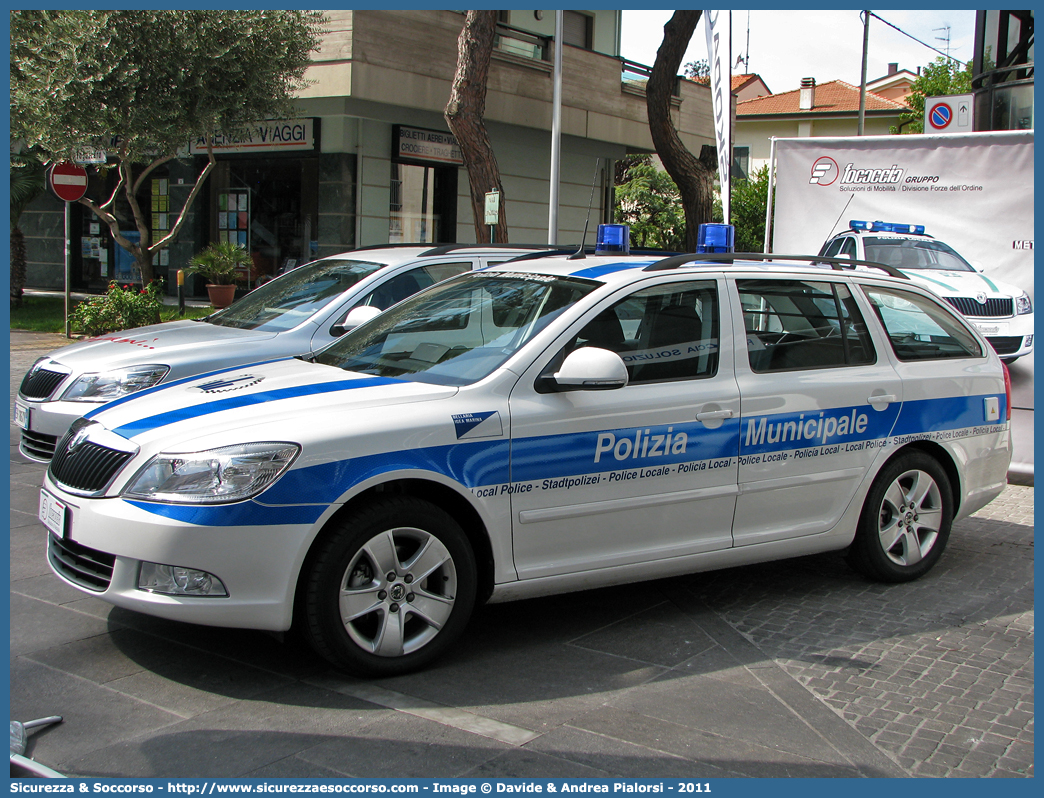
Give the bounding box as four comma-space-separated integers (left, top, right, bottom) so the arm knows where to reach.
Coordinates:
620, 58, 680, 96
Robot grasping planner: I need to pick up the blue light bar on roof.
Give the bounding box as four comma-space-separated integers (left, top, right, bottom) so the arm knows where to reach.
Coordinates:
697, 223, 735, 253
850, 220, 926, 235
595, 224, 630, 255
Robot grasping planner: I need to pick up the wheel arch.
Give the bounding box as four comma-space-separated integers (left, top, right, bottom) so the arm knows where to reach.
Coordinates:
293, 477, 497, 624
882, 440, 962, 516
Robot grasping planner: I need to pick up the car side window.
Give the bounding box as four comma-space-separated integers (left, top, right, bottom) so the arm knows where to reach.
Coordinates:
568, 280, 719, 383
840, 238, 857, 258
821, 238, 844, 257
738, 279, 876, 372
862, 286, 984, 360
363, 261, 473, 310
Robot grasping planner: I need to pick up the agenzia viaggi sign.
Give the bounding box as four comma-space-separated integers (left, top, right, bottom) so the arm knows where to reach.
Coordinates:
770, 131, 1035, 299
190, 119, 317, 154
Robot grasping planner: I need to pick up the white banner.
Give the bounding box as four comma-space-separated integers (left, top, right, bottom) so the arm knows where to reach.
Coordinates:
704, 10, 732, 223
770, 131, 1035, 299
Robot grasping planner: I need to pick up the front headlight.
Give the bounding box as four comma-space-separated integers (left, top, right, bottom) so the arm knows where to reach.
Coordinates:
62, 364, 170, 402
123, 442, 300, 504
1015, 292, 1033, 315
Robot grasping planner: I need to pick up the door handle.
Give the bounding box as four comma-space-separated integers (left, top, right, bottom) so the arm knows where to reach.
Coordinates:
696, 409, 735, 421
868, 394, 898, 404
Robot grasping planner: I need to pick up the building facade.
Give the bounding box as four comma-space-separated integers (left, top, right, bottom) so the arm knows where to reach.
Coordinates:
735, 78, 906, 176
972, 10, 1034, 131
21, 10, 716, 293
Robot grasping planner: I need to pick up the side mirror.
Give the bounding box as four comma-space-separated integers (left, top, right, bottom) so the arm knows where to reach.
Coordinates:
971, 261, 985, 273
331, 305, 382, 336
541, 347, 628, 392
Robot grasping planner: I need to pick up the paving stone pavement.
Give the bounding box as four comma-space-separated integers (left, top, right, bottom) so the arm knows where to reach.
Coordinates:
8, 331, 1034, 779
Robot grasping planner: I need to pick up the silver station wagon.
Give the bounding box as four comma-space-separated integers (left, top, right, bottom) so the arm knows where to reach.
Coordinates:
39, 246, 1011, 676
16, 244, 543, 461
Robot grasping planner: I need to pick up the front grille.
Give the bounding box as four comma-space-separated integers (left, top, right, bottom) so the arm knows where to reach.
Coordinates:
944, 296, 1014, 318
48, 534, 115, 592
19, 367, 66, 400
986, 336, 1023, 355
49, 429, 134, 494
20, 429, 59, 462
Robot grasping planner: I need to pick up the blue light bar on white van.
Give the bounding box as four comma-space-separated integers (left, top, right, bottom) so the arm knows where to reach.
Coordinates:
850, 220, 926, 235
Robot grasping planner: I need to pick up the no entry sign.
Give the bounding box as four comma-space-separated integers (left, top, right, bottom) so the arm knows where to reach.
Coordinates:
47, 161, 89, 202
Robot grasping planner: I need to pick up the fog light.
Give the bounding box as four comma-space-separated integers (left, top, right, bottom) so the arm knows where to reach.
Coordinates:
138, 562, 228, 597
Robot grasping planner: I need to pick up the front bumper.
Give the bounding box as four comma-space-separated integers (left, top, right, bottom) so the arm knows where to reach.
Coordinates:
15, 396, 95, 462
41, 474, 320, 631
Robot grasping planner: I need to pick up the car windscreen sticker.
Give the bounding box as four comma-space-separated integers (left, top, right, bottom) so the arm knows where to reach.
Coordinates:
453, 411, 503, 439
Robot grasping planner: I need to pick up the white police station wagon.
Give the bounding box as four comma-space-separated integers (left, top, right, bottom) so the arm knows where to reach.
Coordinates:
820, 221, 1034, 363
15, 244, 543, 462
40, 236, 1012, 676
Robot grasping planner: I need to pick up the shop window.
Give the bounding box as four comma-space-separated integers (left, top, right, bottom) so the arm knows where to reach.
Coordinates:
389, 162, 457, 244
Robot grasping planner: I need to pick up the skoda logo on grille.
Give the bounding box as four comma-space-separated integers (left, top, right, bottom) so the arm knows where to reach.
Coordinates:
194, 375, 265, 394
975, 292, 989, 305
66, 425, 92, 454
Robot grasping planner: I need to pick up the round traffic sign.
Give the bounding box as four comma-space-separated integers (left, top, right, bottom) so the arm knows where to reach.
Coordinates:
928, 102, 953, 130
47, 161, 89, 202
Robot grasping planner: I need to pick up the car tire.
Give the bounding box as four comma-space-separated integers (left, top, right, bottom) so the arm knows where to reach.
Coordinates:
847, 451, 953, 583
301, 496, 476, 676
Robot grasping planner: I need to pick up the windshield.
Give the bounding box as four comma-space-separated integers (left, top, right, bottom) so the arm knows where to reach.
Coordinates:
204, 258, 385, 331
862, 238, 974, 273
315, 272, 598, 386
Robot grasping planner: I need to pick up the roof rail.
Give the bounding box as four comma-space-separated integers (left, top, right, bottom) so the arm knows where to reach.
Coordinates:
419, 243, 562, 256
643, 252, 908, 280
500, 247, 680, 265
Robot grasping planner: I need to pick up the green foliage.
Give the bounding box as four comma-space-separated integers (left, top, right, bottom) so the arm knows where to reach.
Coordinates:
893, 57, 973, 134
684, 59, 710, 81
188, 241, 251, 285
9, 10, 326, 282
731, 165, 771, 252
10, 10, 326, 162
69, 280, 165, 336
12, 295, 209, 333
614, 156, 686, 250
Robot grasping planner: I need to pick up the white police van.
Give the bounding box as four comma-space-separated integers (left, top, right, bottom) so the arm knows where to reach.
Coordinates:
820, 221, 1034, 363
15, 245, 546, 462
39, 226, 1011, 676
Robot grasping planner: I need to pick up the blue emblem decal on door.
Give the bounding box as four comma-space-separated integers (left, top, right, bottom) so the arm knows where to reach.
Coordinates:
453, 411, 502, 439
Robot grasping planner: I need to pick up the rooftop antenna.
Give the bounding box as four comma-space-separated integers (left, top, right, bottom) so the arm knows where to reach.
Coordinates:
934, 25, 951, 59
734, 11, 750, 71
568, 157, 602, 260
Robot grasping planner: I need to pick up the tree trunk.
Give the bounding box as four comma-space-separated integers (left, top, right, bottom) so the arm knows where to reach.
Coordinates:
445, 10, 508, 243
10, 226, 27, 309
646, 10, 716, 252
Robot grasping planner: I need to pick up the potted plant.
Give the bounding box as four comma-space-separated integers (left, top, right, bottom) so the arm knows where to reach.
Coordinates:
188, 241, 250, 309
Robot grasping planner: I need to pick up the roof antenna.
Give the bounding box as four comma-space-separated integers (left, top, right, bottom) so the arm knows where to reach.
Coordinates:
569, 157, 602, 260
825, 194, 856, 240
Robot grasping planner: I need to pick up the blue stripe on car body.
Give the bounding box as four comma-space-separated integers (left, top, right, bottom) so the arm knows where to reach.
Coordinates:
112, 376, 403, 437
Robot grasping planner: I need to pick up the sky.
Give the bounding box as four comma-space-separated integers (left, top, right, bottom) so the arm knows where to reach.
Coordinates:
620, 9, 977, 95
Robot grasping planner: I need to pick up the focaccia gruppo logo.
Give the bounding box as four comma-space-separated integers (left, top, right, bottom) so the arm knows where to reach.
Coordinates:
452, 411, 503, 440
809, 156, 839, 185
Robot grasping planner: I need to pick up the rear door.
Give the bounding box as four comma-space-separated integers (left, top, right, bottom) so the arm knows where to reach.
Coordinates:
731, 276, 902, 546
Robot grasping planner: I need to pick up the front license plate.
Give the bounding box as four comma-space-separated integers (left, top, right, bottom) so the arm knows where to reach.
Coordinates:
14, 400, 29, 430
39, 490, 67, 538
975, 322, 1008, 336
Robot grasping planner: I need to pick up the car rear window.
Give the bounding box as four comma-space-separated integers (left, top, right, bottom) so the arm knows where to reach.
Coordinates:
862, 286, 984, 361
